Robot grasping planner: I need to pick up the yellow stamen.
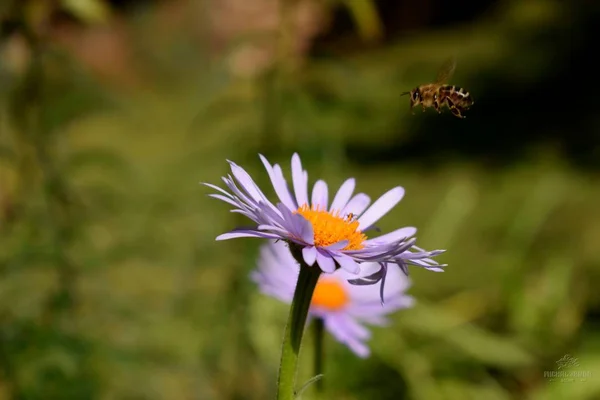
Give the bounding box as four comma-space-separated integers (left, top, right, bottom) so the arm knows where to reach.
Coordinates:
312, 277, 349, 310
295, 205, 366, 250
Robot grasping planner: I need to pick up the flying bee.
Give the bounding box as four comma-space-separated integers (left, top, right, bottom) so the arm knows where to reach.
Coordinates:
401, 57, 474, 118
344, 212, 357, 222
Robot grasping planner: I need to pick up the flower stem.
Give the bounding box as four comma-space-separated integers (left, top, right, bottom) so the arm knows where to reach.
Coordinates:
313, 318, 325, 393
276, 255, 321, 400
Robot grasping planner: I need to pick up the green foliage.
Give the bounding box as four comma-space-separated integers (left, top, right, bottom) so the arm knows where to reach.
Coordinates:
0, 0, 596, 399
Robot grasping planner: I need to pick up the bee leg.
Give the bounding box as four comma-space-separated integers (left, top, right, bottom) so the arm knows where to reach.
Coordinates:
450, 106, 465, 119
421, 104, 426, 112
444, 98, 465, 118
433, 94, 443, 114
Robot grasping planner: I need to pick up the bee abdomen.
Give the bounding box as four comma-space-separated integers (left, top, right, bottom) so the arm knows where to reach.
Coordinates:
441, 85, 474, 104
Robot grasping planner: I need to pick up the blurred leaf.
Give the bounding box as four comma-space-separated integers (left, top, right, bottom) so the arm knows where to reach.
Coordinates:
438, 379, 511, 400
373, 338, 446, 400
248, 290, 288, 370
38, 61, 115, 136
64, 147, 130, 177
342, 0, 384, 42
422, 176, 479, 249
23, 0, 54, 33
0, 144, 16, 162
61, 0, 111, 25
401, 304, 534, 368
504, 172, 568, 338
511, 254, 578, 348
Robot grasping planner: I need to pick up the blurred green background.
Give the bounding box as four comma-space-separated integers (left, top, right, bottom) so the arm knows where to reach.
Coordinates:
0, 0, 597, 399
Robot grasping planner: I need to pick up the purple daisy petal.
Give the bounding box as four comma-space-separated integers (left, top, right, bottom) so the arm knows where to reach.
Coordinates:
259, 154, 297, 210
329, 178, 355, 213
397, 260, 410, 275
291, 153, 309, 207
208, 194, 240, 208
302, 246, 317, 266
366, 227, 417, 245
378, 263, 388, 304
348, 238, 416, 262
316, 250, 336, 273
337, 314, 371, 340
311, 180, 329, 210
228, 161, 271, 205
333, 253, 360, 274
293, 214, 315, 245
350, 313, 389, 326
256, 225, 294, 237
341, 193, 371, 216
401, 249, 445, 259
357, 187, 405, 231
272, 203, 313, 244
324, 240, 349, 251
347, 266, 385, 285
406, 260, 445, 271
324, 314, 371, 358
203, 182, 236, 199
231, 209, 261, 221
222, 176, 255, 209
216, 230, 280, 240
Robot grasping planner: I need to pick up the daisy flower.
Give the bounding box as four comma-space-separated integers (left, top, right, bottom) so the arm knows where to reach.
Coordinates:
204, 153, 439, 278
252, 240, 414, 358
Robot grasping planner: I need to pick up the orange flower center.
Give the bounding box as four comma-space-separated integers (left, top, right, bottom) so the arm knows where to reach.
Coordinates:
311, 277, 349, 311
295, 205, 367, 250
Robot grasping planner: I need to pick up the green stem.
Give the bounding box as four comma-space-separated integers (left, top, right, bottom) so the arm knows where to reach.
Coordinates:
313, 318, 325, 393
276, 251, 321, 400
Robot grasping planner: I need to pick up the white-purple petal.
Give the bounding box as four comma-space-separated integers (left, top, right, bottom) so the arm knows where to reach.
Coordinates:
209, 194, 241, 208
329, 178, 355, 213
228, 162, 269, 204
341, 193, 371, 216
347, 238, 416, 262
324, 240, 349, 251
311, 180, 329, 210
293, 214, 315, 244
302, 246, 317, 266
333, 253, 360, 274
216, 230, 280, 240
230, 209, 260, 221
401, 250, 445, 260
256, 225, 292, 236
259, 154, 297, 211
291, 153, 309, 207
222, 176, 255, 208
337, 315, 371, 340
366, 226, 417, 245
203, 182, 236, 199
316, 250, 336, 273
358, 186, 405, 231
273, 203, 307, 241
324, 315, 370, 358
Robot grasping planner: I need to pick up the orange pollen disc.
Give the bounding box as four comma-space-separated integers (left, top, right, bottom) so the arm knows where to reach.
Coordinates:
311, 278, 349, 311
295, 205, 367, 250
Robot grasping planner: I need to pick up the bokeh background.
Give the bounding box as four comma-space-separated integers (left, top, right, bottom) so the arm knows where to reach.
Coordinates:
0, 0, 597, 399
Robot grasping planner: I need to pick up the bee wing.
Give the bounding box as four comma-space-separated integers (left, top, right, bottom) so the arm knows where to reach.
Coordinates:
435, 56, 457, 84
